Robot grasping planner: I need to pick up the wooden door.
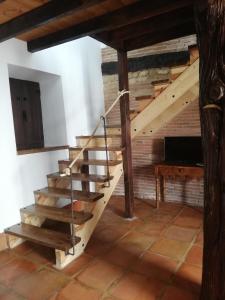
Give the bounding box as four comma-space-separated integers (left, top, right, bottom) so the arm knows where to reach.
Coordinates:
9, 78, 44, 150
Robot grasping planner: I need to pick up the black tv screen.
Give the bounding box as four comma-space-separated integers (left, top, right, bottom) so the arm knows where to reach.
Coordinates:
164, 136, 203, 165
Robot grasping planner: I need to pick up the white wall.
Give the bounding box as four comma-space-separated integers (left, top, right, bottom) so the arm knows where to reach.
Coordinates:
0, 37, 104, 232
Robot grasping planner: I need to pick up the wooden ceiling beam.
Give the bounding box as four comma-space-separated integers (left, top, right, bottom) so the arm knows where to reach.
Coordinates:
0, 0, 106, 43
94, 6, 194, 49
124, 21, 196, 51
28, 0, 194, 52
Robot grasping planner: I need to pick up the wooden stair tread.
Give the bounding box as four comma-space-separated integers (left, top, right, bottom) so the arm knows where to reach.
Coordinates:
59, 159, 122, 166
21, 204, 93, 225
69, 146, 122, 152
34, 187, 104, 202
135, 95, 154, 101
130, 109, 141, 113
76, 134, 121, 139
151, 79, 170, 86
48, 172, 113, 183
5, 223, 80, 252
105, 124, 121, 129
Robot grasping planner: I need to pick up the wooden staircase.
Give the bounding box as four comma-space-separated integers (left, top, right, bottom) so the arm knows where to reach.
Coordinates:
5, 47, 199, 269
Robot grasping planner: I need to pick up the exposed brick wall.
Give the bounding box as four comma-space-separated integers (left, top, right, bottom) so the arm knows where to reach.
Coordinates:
102, 35, 204, 207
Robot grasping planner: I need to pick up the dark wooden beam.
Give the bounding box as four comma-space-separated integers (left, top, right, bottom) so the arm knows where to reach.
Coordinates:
28, 0, 194, 52
102, 51, 189, 75
195, 0, 225, 299
81, 150, 90, 192
117, 50, 134, 218
124, 21, 196, 51
94, 6, 194, 48
0, 0, 106, 43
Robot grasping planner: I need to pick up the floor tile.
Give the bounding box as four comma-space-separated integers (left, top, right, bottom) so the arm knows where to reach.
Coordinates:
85, 238, 111, 257
157, 203, 183, 216
135, 221, 166, 237
0, 257, 37, 287
63, 254, 93, 277
145, 212, 176, 224
13, 268, 69, 300
0, 234, 8, 252
131, 252, 179, 282
54, 280, 102, 300
119, 231, 155, 251
77, 258, 123, 291
103, 244, 139, 268
26, 245, 55, 265
93, 225, 128, 244
185, 245, 203, 266
173, 207, 203, 229
0, 250, 15, 267
103, 231, 154, 268
162, 285, 199, 300
174, 263, 202, 293
0, 283, 26, 300
110, 271, 165, 300
194, 231, 203, 246
11, 242, 34, 256
163, 225, 197, 242
0, 199, 205, 300
133, 203, 153, 219
150, 238, 190, 260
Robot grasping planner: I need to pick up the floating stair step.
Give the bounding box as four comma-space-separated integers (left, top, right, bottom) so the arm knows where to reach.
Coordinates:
69, 146, 122, 152
59, 159, 122, 166
105, 124, 121, 129
151, 79, 170, 86
34, 187, 104, 202
76, 134, 121, 139
48, 172, 113, 183
135, 95, 154, 101
21, 204, 93, 225
130, 109, 140, 114
5, 223, 80, 252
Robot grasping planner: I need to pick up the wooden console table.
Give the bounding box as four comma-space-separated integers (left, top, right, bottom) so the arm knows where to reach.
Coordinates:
154, 163, 204, 208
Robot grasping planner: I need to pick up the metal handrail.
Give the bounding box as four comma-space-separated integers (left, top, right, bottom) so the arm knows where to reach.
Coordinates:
64, 89, 129, 256
61, 89, 129, 177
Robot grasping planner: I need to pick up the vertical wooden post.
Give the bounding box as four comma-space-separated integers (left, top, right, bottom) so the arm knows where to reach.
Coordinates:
195, 0, 225, 299
117, 50, 134, 218
81, 150, 90, 192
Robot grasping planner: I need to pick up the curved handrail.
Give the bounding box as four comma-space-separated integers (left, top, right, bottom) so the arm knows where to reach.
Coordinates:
61, 89, 129, 176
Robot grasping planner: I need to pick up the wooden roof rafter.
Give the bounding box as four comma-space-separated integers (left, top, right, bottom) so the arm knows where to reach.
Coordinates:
124, 21, 196, 51
0, 0, 197, 53
0, 0, 107, 44
27, 0, 195, 52
94, 6, 195, 50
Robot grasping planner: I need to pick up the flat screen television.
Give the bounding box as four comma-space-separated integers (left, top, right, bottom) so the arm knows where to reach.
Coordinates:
164, 136, 203, 165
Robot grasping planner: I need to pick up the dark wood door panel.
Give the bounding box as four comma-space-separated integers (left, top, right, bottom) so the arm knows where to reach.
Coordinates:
9, 78, 44, 150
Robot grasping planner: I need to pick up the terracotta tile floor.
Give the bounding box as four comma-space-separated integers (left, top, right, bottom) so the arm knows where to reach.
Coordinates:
0, 197, 203, 299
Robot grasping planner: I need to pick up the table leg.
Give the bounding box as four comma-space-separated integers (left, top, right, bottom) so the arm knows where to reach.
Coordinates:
155, 176, 160, 209
160, 176, 165, 203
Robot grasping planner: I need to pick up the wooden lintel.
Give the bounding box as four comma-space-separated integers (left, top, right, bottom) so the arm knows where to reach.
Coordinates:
117, 50, 134, 218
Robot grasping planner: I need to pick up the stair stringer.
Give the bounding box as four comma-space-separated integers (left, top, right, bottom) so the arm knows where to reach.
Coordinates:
130, 59, 199, 138
54, 162, 123, 269
139, 83, 199, 136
